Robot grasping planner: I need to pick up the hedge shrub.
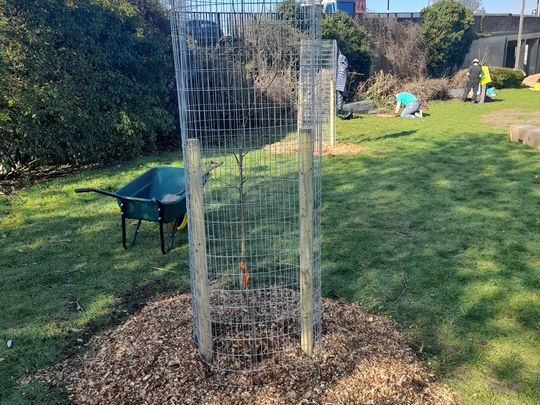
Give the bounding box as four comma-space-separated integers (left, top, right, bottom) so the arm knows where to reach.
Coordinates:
322, 12, 371, 80
0, 0, 177, 177
420, 0, 475, 77
489, 67, 525, 89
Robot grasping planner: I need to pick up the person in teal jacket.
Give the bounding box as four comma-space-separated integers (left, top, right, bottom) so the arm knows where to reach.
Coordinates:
394, 91, 422, 118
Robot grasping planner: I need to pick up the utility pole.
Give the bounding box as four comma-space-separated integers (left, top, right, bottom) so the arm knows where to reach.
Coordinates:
387, 0, 390, 16
515, 0, 526, 70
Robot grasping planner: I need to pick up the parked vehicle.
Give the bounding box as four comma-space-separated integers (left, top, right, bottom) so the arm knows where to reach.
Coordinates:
321, 0, 365, 16
185, 19, 223, 47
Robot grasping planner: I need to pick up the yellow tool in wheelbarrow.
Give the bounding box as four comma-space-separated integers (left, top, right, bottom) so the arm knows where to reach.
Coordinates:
167, 160, 221, 234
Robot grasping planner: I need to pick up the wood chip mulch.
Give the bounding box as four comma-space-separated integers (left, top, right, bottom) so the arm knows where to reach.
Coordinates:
40, 294, 458, 404
264, 140, 368, 156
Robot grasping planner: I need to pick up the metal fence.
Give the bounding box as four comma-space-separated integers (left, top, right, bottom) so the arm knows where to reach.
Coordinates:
320, 39, 337, 146
170, 0, 324, 385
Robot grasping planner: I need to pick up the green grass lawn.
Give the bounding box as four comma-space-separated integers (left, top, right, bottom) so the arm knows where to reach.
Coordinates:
1, 89, 539, 404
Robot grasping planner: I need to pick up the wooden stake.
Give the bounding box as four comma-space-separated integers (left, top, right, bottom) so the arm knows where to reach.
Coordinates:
297, 82, 304, 129
515, 0, 526, 70
186, 139, 213, 363
298, 128, 313, 355
329, 78, 336, 147
480, 84, 487, 104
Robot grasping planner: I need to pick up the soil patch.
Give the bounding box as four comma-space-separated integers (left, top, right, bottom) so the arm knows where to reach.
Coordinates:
264, 141, 368, 156
39, 293, 458, 404
482, 108, 540, 128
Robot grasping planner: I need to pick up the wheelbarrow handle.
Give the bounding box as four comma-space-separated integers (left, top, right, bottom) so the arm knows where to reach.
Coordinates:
204, 160, 223, 176
75, 187, 124, 200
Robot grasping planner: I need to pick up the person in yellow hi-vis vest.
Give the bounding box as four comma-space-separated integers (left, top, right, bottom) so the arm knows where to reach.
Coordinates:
479, 65, 492, 103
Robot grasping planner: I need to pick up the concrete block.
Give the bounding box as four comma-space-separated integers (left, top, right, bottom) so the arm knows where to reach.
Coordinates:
449, 88, 464, 98
343, 100, 375, 114
510, 124, 540, 150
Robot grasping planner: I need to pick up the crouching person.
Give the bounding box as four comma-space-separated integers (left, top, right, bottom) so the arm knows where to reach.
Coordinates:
394, 91, 422, 118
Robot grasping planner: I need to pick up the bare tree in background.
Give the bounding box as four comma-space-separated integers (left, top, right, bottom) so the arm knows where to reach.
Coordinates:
362, 18, 427, 80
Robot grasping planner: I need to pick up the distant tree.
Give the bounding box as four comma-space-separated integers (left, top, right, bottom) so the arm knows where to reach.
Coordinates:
436, 0, 485, 13
420, 0, 475, 77
362, 18, 427, 79
276, 0, 300, 22
322, 12, 371, 78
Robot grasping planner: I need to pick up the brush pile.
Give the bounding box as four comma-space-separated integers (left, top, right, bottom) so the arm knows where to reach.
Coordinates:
357, 71, 450, 106
449, 69, 469, 88
40, 293, 458, 404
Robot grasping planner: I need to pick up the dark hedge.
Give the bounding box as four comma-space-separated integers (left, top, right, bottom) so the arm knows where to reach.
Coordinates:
0, 0, 178, 177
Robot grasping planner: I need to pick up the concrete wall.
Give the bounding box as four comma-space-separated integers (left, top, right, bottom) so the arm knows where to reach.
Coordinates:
364, 13, 540, 34
464, 32, 540, 75
529, 37, 540, 75
466, 16, 540, 74
465, 36, 507, 67
364, 13, 540, 75
474, 14, 540, 35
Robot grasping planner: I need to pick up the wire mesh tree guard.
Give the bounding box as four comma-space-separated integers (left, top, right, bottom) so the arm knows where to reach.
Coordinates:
170, 0, 325, 385
321, 39, 337, 146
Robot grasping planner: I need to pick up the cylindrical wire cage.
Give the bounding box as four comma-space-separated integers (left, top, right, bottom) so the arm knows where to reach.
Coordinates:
170, 0, 324, 385
321, 39, 337, 145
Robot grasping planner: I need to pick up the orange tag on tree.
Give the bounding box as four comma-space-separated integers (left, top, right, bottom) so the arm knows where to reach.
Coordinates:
240, 260, 250, 289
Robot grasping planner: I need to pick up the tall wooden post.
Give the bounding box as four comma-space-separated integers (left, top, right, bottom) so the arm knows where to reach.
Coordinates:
329, 78, 336, 147
515, 0, 526, 70
299, 128, 313, 355
186, 139, 213, 363
297, 83, 304, 129
480, 85, 487, 104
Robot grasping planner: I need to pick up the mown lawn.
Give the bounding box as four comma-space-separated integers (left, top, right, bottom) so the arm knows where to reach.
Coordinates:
1, 88, 539, 404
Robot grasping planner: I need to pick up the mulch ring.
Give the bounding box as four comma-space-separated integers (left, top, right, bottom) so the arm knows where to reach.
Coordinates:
482, 108, 540, 128
264, 140, 368, 156
37, 294, 458, 404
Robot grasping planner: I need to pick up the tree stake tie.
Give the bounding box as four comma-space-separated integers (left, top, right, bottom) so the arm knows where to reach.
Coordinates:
240, 260, 250, 289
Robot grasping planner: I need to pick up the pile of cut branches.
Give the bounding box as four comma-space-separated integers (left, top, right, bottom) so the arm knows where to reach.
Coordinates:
357, 71, 449, 107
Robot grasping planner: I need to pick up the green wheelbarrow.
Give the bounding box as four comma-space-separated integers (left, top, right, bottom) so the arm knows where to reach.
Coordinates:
75, 162, 221, 254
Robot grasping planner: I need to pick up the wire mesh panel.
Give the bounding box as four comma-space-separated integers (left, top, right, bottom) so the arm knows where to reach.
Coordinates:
320, 40, 337, 146
170, 0, 323, 385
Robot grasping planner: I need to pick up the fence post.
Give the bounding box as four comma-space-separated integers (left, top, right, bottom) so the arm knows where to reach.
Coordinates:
480, 85, 487, 103
186, 138, 213, 363
299, 128, 313, 355
329, 78, 336, 147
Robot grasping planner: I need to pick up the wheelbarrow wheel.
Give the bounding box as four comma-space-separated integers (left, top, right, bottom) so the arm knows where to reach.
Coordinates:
177, 213, 188, 230
166, 213, 187, 233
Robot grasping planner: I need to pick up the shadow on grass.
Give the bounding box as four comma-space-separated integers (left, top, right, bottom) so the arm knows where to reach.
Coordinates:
321, 132, 540, 402
0, 201, 190, 402
359, 130, 417, 143
1, 128, 539, 403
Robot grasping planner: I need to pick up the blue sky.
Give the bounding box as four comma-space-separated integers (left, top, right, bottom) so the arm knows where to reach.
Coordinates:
367, 0, 539, 14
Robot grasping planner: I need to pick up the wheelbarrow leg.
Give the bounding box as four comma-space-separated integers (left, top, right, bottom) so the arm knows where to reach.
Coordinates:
159, 216, 181, 254
131, 220, 142, 247
167, 216, 182, 252
159, 221, 167, 254
121, 211, 128, 250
